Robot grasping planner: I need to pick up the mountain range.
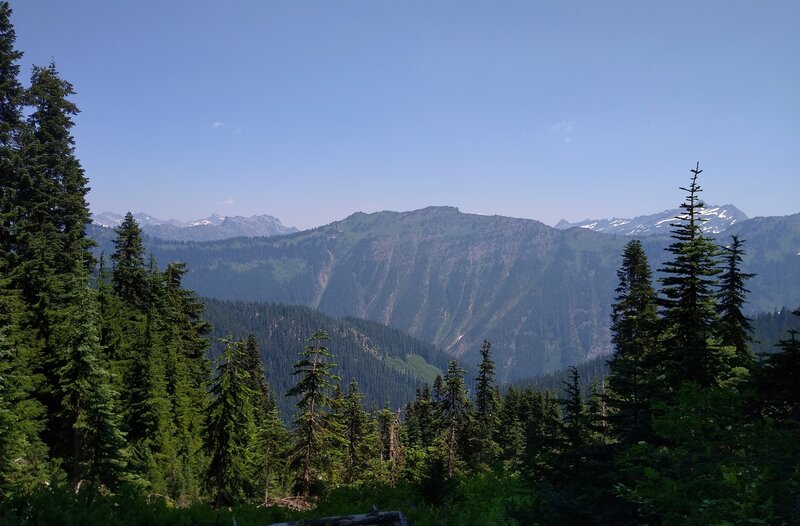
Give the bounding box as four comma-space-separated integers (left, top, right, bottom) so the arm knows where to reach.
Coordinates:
88, 204, 800, 383
555, 204, 748, 236
92, 211, 298, 241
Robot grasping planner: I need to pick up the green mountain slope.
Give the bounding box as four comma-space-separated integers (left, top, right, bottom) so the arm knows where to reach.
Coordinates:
89, 207, 800, 382
201, 298, 450, 419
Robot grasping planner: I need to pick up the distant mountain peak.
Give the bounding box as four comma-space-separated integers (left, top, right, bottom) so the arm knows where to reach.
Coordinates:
92, 211, 298, 241
556, 204, 748, 236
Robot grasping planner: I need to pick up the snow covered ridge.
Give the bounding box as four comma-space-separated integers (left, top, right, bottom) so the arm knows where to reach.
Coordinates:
555, 204, 748, 236
91, 211, 298, 241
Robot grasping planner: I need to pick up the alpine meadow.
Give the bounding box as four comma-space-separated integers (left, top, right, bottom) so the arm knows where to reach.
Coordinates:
1, 2, 799, 525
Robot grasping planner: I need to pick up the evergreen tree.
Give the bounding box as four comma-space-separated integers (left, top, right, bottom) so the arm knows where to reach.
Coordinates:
471, 340, 500, 468
658, 163, 724, 388
716, 235, 755, 368
755, 309, 800, 425
0, 273, 46, 492
286, 329, 340, 497
236, 334, 287, 502
49, 274, 127, 491
559, 366, 588, 452
340, 380, 369, 484
204, 338, 256, 508
606, 239, 659, 443
161, 262, 210, 503
110, 212, 147, 309
0, 7, 46, 483
23, 63, 94, 278
438, 360, 468, 478
0, 0, 26, 268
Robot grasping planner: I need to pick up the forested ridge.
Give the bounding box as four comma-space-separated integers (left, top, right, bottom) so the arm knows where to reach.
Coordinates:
85, 201, 800, 384
202, 298, 451, 420
1, 4, 798, 525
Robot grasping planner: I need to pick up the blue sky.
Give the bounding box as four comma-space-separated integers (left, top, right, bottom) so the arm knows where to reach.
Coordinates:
10, 1, 799, 229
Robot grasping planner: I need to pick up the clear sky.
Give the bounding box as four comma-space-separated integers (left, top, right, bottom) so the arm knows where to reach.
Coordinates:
9, 1, 799, 230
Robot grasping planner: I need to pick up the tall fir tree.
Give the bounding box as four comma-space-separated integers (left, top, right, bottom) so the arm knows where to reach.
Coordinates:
157, 262, 211, 503
438, 360, 469, 478
238, 334, 287, 503
110, 212, 148, 309
48, 274, 127, 491
286, 329, 340, 497
606, 239, 659, 443
658, 163, 724, 388
716, 235, 755, 369
0, 0, 25, 267
0, 3, 47, 492
471, 340, 500, 468
340, 380, 369, 484
559, 366, 588, 452
204, 338, 256, 508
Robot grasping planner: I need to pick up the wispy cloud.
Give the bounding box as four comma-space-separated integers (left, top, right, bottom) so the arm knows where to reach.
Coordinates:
551, 120, 575, 143
218, 197, 235, 206
211, 121, 227, 129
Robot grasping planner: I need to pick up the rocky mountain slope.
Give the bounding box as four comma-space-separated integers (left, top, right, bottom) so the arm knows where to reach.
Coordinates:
88, 207, 800, 382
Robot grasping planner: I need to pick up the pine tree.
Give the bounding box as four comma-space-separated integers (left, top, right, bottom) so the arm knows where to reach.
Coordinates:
157, 262, 211, 503
110, 212, 148, 309
559, 366, 588, 451
239, 334, 287, 503
471, 340, 500, 468
438, 360, 469, 478
0, 6, 46, 485
204, 338, 256, 507
49, 275, 127, 491
658, 163, 723, 388
716, 235, 755, 368
0, 0, 26, 268
606, 239, 659, 443
286, 329, 340, 497
340, 380, 369, 484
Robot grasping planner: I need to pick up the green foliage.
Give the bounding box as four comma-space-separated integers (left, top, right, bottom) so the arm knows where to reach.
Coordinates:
716, 234, 755, 367
606, 239, 659, 443
203, 298, 448, 419
110, 212, 148, 309
657, 163, 726, 388
286, 329, 341, 497
203, 338, 256, 507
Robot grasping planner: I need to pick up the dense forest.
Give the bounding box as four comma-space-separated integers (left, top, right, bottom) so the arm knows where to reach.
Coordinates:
0, 4, 798, 524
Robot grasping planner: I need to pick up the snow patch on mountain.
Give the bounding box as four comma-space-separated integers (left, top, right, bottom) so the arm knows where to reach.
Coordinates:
92, 211, 298, 241
556, 204, 748, 236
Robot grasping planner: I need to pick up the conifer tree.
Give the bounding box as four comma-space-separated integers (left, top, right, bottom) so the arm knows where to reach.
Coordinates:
438, 360, 469, 478
154, 262, 211, 502
286, 329, 340, 497
716, 235, 755, 368
471, 340, 500, 468
607, 239, 659, 443
238, 335, 288, 503
0, 0, 26, 267
0, 6, 46, 483
755, 309, 800, 424
49, 274, 127, 491
658, 163, 724, 388
559, 366, 588, 451
110, 212, 148, 309
340, 380, 369, 484
204, 338, 256, 507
